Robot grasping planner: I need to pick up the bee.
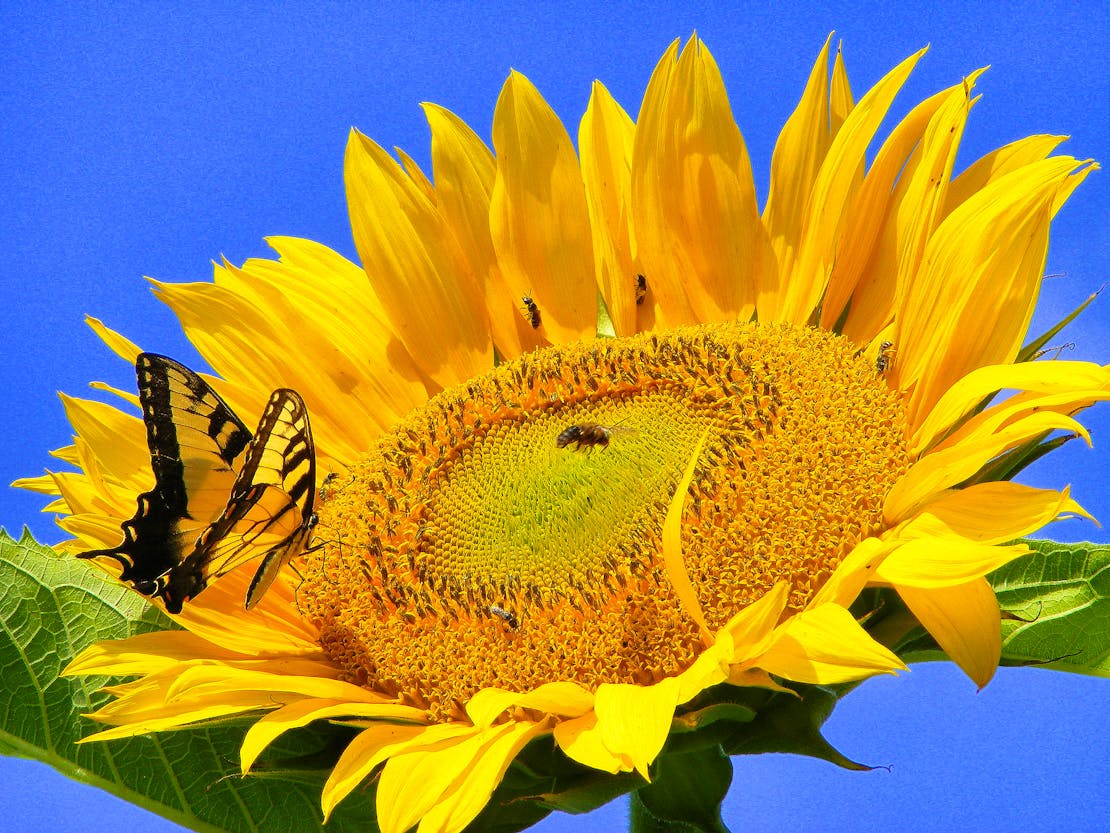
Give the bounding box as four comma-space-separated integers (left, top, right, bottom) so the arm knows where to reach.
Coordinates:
556, 417, 633, 451
520, 295, 541, 329
876, 340, 895, 374
317, 471, 352, 502
634, 273, 647, 305
489, 604, 520, 631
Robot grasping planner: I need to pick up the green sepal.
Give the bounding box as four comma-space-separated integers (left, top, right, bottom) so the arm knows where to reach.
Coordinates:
721, 684, 873, 771
662, 685, 759, 755
672, 689, 759, 736
968, 431, 1078, 485
1017, 283, 1104, 362
631, 746, 733, 833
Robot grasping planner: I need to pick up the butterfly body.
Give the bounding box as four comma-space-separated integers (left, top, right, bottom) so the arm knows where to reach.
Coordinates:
82, 354, 316, 613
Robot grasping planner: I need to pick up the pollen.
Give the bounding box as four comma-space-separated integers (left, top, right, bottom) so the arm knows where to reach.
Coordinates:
297, 322, 910, 720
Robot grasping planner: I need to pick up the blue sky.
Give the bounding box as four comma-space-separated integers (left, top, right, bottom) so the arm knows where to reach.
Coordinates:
1, 2, 1107, 831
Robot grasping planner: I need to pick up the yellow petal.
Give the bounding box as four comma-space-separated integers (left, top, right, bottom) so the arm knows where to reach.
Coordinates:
153, 264, 422, 468
809, 537, 897, 608
935, 386, 1106, 456
911, 360, 1110, 455
763, 37, 856, 322
87, 380, 139, 408
896, 156, 1088, 424
423, 103, 526, 360
827, 84, 953, 339
376, 724, 507, 833
489, 70, 597, 344
672, 635, 733, 703
55, 510, 130, 552
78, 700, 275, 741
416, 720, 549, 833
903, 482, 1093, 545
721, 581, 790, 663
57, 394, 149, 507
515, 681, 597, 717
942, 134, 1068, 216
63, 631, 248, 677
756, 604, 905, 684
465, 681, 595, 728
251, 236, 429, 443
888, 70, 984, 317
345, 128, 492, 387
762, 36, 834, 313
240, 698, 427, 773
10, 471, 62, 496
886, 410, 1089, 522
322, 722, 448, 821
162, 663, 379, 704
553, 710, 625, 774
661, 427, 713, 643
593, 677, 683, 780
875, 537, 1030, 587
1050, 159, 1097, 213
159, 565, 320, 652
632, 37, 768, 327
782, 46, 927, 324
84, 672, 288, 729
396, 146, 436, 202
85, 316, 142, 363
579, 80, 639, 336
726, 667, 795, 693
898, 580, 1001, 688
828, 41, 854, 128
629, 39, 692, 327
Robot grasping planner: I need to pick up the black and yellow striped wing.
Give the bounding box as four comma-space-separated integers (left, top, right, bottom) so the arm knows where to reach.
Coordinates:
83, 355, 317, 614
81, 353, 253, 604
180, 388, 317, 610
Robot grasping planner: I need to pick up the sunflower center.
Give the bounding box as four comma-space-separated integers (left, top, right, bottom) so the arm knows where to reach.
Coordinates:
298, 322, 909, 719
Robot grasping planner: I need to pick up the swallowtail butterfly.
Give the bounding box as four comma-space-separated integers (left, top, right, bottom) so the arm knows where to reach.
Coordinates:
81, 353, 316, 612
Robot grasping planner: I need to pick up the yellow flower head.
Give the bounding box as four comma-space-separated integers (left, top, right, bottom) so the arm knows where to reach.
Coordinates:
19, 36, 1106, 833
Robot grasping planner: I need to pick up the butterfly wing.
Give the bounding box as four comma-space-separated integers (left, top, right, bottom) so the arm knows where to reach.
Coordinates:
159, 388, 317, 611
81, 353, 252, 600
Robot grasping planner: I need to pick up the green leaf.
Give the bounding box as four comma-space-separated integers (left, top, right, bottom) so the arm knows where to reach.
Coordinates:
632, 746, 733, 833
990, 539, 1110, 675
721, 685, 872, 771
0, 530, 377, 833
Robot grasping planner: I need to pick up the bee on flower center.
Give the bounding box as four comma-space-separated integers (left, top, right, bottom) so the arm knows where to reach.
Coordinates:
520, 295, 541, 329
489, 605, 520, 631
555, 418, 633, 452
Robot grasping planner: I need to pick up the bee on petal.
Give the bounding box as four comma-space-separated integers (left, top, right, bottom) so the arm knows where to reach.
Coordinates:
520, 295, 541, 329
876, 341, 895, 374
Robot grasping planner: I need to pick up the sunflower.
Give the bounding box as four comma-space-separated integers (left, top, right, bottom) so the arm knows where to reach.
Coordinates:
18, 35, 1106, 833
